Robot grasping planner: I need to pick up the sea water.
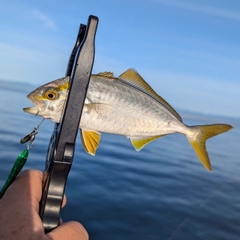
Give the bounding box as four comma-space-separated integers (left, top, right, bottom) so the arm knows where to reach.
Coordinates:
0, 80, 239, 240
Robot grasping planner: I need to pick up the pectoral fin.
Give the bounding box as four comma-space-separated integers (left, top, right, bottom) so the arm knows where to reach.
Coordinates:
80, 129, 101, 155
130, 135, 164, 151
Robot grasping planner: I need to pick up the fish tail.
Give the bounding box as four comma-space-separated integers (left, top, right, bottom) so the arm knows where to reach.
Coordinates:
186, 124, 232, 171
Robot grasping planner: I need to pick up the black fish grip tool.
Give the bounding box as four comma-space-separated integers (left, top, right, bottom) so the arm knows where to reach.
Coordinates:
39, 15, 98, 232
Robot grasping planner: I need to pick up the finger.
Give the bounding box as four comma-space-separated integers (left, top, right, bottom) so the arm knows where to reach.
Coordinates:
62, 194, 67, 208
47, 221, 88, 240
2, 169, 43, 211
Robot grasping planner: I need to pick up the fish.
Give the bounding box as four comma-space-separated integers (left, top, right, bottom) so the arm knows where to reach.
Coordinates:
23, 69, 232, 171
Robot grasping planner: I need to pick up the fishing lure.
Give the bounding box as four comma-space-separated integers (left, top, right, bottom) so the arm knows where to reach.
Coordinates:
0, 119, 44, 198
20, 125, 39, 145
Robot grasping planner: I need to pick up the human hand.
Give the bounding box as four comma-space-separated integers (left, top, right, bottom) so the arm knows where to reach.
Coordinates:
0, 170, 88, 240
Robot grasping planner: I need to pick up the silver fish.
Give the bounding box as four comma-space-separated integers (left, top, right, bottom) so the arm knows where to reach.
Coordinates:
23, 69, 232, 171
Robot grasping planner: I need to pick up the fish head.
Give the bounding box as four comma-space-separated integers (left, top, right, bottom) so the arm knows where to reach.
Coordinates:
23, 76, 70, 122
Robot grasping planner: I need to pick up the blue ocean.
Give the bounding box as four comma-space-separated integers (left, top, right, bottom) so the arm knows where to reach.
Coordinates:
0, 80, 239, 240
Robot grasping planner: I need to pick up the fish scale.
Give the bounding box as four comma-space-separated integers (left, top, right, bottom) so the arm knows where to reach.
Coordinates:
84, 77, 167, 135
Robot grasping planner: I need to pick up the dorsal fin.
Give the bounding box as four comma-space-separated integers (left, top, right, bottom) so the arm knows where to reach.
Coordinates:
118, 69, 182, 121
97, 71, 114, 78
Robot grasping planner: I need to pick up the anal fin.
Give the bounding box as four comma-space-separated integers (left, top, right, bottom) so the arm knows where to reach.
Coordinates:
130, 135, 164, 151
81, 129, 101, 155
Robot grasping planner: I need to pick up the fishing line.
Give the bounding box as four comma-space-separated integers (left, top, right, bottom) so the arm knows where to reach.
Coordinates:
166, 177, 237, 240
35, 110, 39, 117
0, 118, 44, 198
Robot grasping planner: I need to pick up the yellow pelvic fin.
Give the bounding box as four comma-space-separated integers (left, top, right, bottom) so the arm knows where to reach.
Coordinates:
80, 129, 101, 156
118, 69, 182, 121
187, 124, 233, 171
130, 135, 165, 151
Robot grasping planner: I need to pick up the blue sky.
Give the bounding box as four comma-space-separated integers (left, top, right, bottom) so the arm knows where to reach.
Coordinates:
0, 0, 239, 118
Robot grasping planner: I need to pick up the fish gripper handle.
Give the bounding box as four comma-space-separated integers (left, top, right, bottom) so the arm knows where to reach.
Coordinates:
39, 15, 98, 233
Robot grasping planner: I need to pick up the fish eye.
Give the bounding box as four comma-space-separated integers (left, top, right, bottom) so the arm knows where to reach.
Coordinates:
44, 88, 59, 100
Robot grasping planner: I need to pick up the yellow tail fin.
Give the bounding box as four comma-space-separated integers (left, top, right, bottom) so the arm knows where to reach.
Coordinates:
187, 124, 232, 171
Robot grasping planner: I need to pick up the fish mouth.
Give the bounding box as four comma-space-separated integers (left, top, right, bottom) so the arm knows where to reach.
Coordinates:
23, 106, 39, 115
23, 93, 45, 115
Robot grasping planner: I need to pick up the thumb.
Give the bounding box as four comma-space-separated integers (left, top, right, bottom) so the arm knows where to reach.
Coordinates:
47, 221, 88, 240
